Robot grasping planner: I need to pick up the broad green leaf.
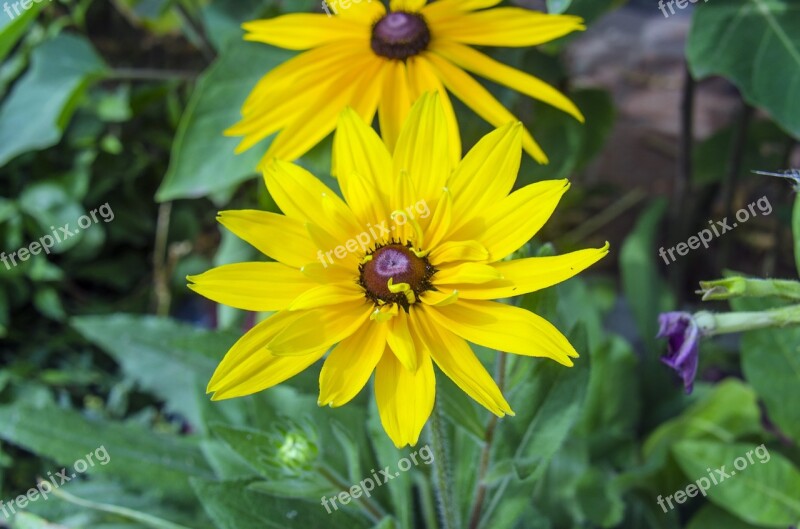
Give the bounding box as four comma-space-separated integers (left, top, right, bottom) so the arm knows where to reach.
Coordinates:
687, 0, 800, 139
190, 478, 370, 529
687, 505, 771, 529
10, 512, 66, 529
673, 440, 800, 527
0, 404, 214, 498
156, 41, 292, 202
0, 34, 107, 166
71, 314, 245, 434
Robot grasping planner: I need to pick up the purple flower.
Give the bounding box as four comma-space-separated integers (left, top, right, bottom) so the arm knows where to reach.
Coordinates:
657, 312, 701, 393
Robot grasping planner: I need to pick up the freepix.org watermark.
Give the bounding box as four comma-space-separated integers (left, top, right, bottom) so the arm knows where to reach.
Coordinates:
659, 196, 771, 266
3, 0, 52, 20
656, 444, 770, 513
1, 202, 114, 271
321, 445, 433, 514
316, 199, 430, 268
657, 0, 709, 18
0, 445, 111, 519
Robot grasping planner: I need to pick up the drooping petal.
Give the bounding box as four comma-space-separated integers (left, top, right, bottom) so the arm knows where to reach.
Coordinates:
432, 40, 584, 123
217, 210, 318, 268
243, 14, 365, 49
431, 9, 584, 48
208, 311, 326, 400
319, 321, 388, 407
393, 92, 453, 206
425, 52, 547, 162
426, 300, 579, 366
454, 244, 610, 300
188, 262, 314, 312
412, 306, 513, 416
268, 300, 372, 356
375, 348, 435, 448
447, 121, 522, 232
453, 179, 570, 262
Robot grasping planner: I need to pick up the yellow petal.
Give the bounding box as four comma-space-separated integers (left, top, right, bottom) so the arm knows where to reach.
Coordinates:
423, 187, 452, 250
455, 179, 569, 262
318, 321, 388, 407
334, 0, 386, 23
393, 92, 453, 207
208, 311, 326, 399
429, 240, 488, 265
243, 14, 365, 49
378, 59, 412, 153
426, 300, 578, 366
448, 122, 522, 232
434, 262, 503, 286
268, 300, 372, 356
412, 306, 513, 416
386, 309, 418, 372
288, 283, 364, 311
456, 244, 610, 300
432, 9, 584, 47
390, 0, 426, 11
407, 55, 462, 166
217, 210, 317, 268
432, 40, 584, 123
375, 348, 435, 448
187, 262, 313, 311
420, 289, 459, 306
423, 0, 503, 19
264, 160, 362, 243
425, 52, 547, 163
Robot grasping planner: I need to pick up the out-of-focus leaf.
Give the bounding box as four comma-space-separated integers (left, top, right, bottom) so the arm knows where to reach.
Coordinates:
673, 441, 800, 527
687, 0, 800, 139
156, 41, 292, 202
687, 505, 771, 529
0, 34, 107, 166
10, 512, 67, 529
0, 0, 45, 61
547, 0, 574, 14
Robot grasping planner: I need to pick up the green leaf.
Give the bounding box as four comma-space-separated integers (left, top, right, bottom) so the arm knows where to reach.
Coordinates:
0, 34, 107, 166
547, 0, 574, 14
0, 0, 45, 61
10, 512, 66, 529
672, 440, 800, 527
0, 404, 215, 498
687, 0, 800, 139
687, 505, 771, 529
71, 314, 245, 434
190, 479, 370, 529
156, 41, 293, 201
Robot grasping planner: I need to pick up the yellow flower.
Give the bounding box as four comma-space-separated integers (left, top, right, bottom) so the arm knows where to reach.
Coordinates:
191, 94, 607, 447
227, 0, 585, 166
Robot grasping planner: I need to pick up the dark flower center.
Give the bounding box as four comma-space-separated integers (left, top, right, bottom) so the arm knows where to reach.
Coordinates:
359, 243, 435, 310
371, 12, 431, 60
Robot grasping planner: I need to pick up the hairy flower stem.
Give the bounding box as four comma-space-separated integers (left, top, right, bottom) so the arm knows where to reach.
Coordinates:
694, 304, 800, 336
428, 404, 458, 529
699, 277, 800, 301
467, 352, 507, 529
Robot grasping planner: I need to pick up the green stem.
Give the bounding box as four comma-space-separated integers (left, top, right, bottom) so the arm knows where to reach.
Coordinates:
698, 277, 800, 301
695, 304, 800, 336
427, 404, 458, 529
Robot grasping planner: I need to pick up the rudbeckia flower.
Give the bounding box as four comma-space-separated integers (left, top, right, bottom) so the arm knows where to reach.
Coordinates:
227, 0, 585, 166
192, 95, 607, 447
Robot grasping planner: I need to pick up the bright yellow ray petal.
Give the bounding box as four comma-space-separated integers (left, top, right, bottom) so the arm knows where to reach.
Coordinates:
453, 179, 569, 262
447, 122, 522, 232
208, 311, 325, 399
425, 52, 548, 163
188, 262, 313, 312
288, 283, 365, 311
393, 92, 452, 206
378, 59, 412, 153
423, 0, 503, 19
375, 348, 435, 448
334, 0, 386, 23
332, 108, 392, 224
427, 300, 578, 366
390, 0, 427, 11
268, 300, 372, 356
423, 187, 452, 250
429, 240, 489, 265
243, 14, 365, 49
260, 56, 383, 164
217, 210, 317, 268
432, 40, 584, 123
300, 261, 356, 284
412, 306, 513, 416
386, 309, 418, 372
434, 262, 503, 286
455, 244, 610, 300
407, 55, 461, 165
305, 221, 360, 270
420, 289, 459, 306
318, 321, 388, 407
431, 9, 584, 47
264, 160, 362, 243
